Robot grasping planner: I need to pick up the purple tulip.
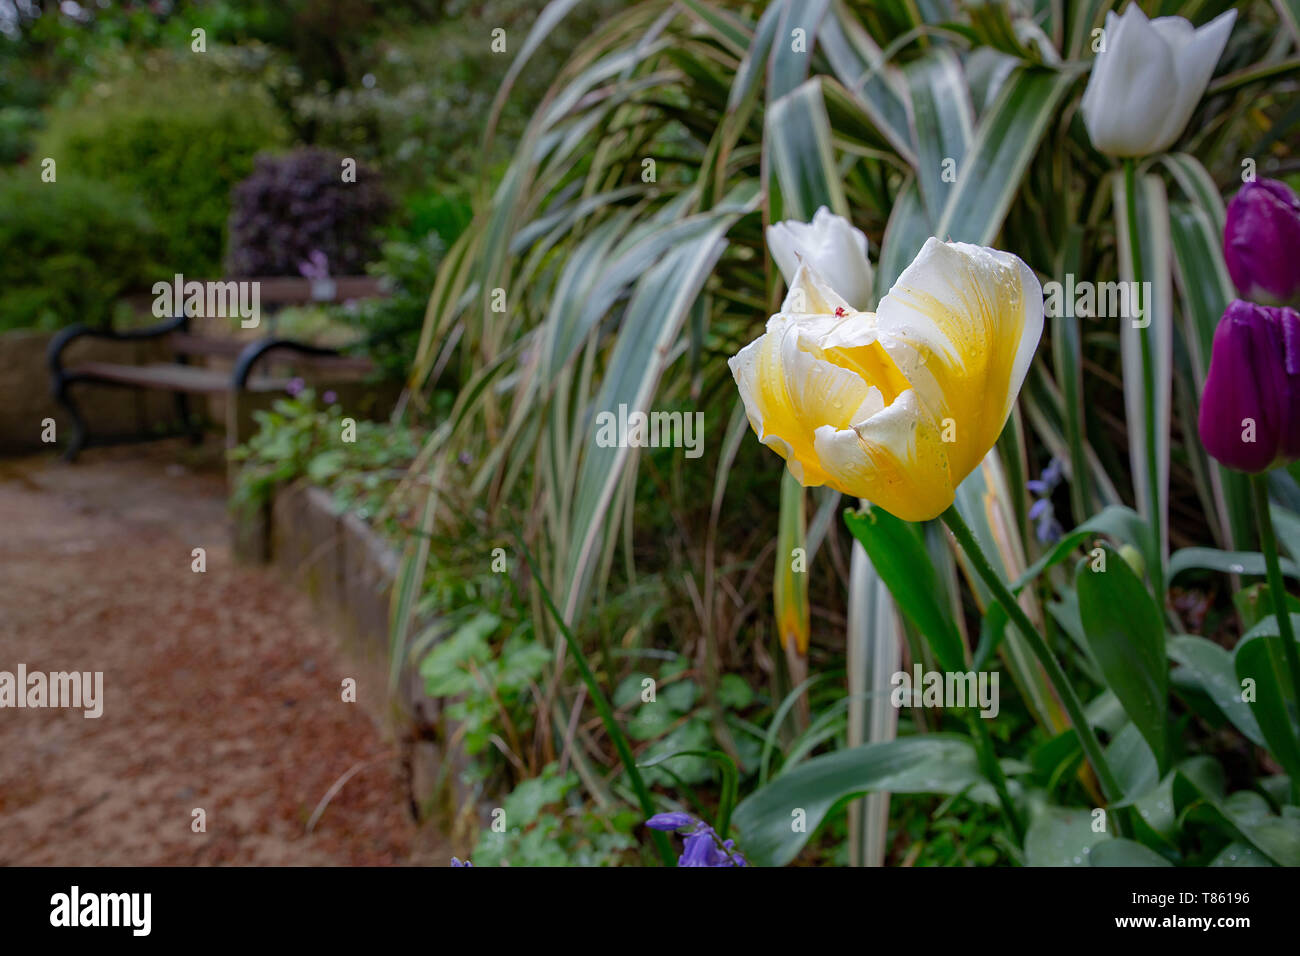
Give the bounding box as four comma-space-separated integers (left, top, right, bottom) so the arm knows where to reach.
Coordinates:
1198, 300, 1300, 473
1224, 179, 1300, 306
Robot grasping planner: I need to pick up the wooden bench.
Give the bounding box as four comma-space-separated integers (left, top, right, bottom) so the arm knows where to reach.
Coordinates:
48, 277, 383, 460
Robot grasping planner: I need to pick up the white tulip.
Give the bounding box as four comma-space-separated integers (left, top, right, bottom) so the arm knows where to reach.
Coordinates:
766, 206, 874, 311
1081, 5, 1236, 157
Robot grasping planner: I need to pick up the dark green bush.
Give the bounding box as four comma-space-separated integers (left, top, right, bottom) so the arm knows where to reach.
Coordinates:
35, 56, 288, 278
0, 173, 163, 332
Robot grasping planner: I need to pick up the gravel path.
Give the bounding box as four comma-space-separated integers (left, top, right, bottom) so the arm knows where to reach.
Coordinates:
0, 441, 440, 865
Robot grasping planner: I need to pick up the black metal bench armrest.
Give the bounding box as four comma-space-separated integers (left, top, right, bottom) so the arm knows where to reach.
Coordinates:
231, 339, 344, 389
47, 314, 190, 379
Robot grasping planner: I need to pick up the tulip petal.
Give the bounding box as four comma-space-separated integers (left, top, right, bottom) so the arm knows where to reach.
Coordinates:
812, 390, 954, 522
730, 280, 879, 488
871, 238, 1043, 485
1148, 9, 1236, 153
1224, 179, 1300, 305
1080, 8, 1179, 157
767, 207, 874, 310
1199, 302, 1300, 472
779, 260, 853, 316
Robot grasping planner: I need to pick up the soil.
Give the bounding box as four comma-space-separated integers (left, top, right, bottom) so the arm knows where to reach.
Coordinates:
0, 439, 446, 865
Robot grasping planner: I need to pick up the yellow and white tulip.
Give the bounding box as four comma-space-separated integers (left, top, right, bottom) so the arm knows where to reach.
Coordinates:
729, 237, 1043, 522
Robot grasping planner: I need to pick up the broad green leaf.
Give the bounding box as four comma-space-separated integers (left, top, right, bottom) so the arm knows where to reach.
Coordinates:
1066, 0, 1113, 59
1170, 548, 1300, 582
1209, 842, 1273, 867
873, 176, 931, 303
845, 540, 904, 867
731, 736, 995, 867
1235, 615, 1300, 782
935, 66, 1077, 244
904, 48, 973, 222
1174, 757, 1300, 867
767, 0, 832, 102
954, 453, 1066, 735
1075, 544, 1168, 771
1089, 838, 1173, 866
844, 506, 967, 672
1169, 635, 1264, 747
1024, 805, 1111, 867
818, 0, 915, 162
1105, 723, 1158, 800
1270, 504, 1300, 561
562, 184, 760, 622
767, 79, 848, 220
726, 0, 782, 112
1115, 169, 1173, 576
1012, 504, 1148, 592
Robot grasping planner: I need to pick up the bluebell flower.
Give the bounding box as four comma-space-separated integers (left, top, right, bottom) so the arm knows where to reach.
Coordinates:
645, 814, 748, 866
450, 857, 473, 867
645, 811, 696, 831
1026, 457, 1065, 544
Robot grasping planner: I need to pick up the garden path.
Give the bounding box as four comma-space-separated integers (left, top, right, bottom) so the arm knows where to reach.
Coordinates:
0, 440, 440, 865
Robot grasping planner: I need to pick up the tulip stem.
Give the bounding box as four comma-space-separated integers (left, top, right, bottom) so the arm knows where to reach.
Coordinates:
1123, 157, 1165, 602
1250, 475, 1300, 720
941, 505, 1127, 812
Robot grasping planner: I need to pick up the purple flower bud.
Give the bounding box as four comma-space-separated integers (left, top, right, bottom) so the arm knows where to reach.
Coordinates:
1224, 179, 1300, 306
1198, 300, 1300, 473
286, 377, 305, 397
450, 857, 472, 867
323, 390, 337, 405
678, 828, 730, 867
645, 812, 696, 832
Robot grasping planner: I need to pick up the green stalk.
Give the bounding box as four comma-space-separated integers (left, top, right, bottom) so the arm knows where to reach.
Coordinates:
1123, 157, 1165, 600
510, 525, 677, 866
942, 505, 1127, 810
1250, 475, 1300, 728
965, 710, 1025, 845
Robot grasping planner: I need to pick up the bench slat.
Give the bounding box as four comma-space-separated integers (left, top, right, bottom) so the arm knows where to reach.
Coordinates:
68, 362, 290, 394
169, 333, 249, 358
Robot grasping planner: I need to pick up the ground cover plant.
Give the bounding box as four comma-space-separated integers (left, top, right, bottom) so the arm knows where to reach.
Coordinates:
389, 0, 1300, 867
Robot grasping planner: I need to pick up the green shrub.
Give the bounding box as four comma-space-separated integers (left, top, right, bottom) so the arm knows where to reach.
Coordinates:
0, 173, 163, 331
0, 107, 43, 166
35, 53, 289, 278
338, 231, 451, 382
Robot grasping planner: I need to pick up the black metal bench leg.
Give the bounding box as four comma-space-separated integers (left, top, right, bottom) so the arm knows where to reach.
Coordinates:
53, 378, 87, 462
175, 392, 202, 444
